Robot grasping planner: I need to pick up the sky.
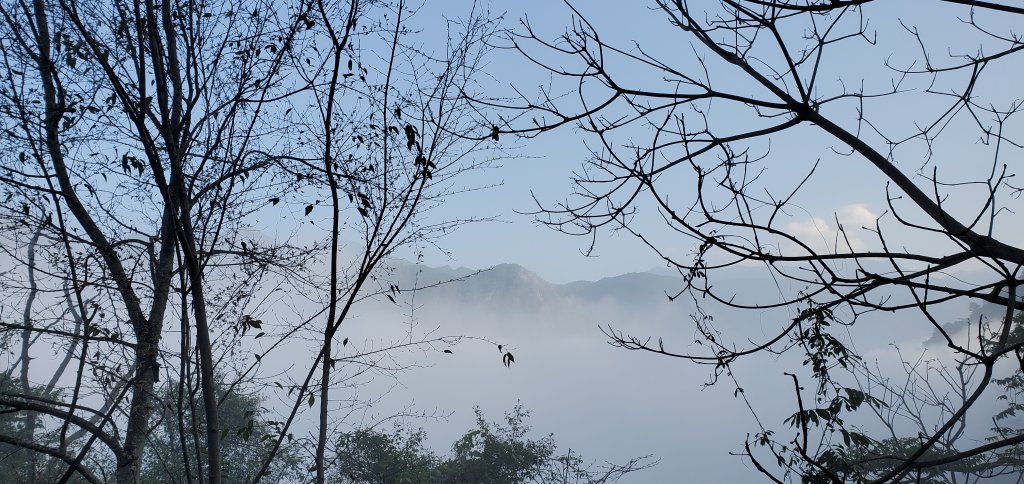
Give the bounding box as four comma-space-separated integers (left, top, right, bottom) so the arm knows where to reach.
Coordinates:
364, 1, 1024, 482
348, 265, 774, 482
317, 263, 1017, 483
6, 1, 1024, 482
404, 0, 689, 283
414, 0, 1024, 283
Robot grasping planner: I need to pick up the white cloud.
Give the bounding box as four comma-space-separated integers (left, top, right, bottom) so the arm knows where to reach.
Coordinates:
785, 216, 833, 241
838, 203, 879, 229
781, 204, 878, 254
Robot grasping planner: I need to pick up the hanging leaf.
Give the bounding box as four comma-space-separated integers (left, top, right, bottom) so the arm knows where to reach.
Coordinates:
121, 153, 145, 175
242, 315, 262, 330
404, 124, 417, 150
304, 204, 314, 216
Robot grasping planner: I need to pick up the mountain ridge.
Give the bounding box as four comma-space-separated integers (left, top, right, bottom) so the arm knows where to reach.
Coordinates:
380, 260, 686, 309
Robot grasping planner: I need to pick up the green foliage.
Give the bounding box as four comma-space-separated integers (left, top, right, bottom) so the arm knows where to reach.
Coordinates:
439, 405, 556, 484
335, 425, 438, 483
797, 307, 1024, 482
0, 374, 42, 483
783, 387, 883, 435
0, 375, 24, 474
795, 303, 859, 395
0, 373, 86, 483
333, 404, 649, 484
809, 436, 990, 483
139, 380, 301, 484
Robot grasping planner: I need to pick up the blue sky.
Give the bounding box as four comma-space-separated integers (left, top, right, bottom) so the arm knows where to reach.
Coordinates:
377, 3, 1024, 479
6, 1, 1023, 482
394, 1, 672, 282
411, 0, 1024, 285
231, 1, 1024, 480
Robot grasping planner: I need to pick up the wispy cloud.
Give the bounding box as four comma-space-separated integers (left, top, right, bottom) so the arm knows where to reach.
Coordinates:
783, 203, 878, 254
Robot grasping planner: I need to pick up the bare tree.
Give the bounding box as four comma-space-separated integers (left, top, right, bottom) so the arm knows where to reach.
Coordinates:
247, 1, 499, 482
838, 306, 1024, 482
0, 0, 497, 482
491, 0, 1024, 481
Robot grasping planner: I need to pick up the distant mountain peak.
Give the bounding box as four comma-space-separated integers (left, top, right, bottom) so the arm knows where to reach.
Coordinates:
381, 259, 685, 309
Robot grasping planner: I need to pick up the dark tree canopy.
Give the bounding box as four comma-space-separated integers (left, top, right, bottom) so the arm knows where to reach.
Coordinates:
334, 405, 655, 484
139, 380, 303, 483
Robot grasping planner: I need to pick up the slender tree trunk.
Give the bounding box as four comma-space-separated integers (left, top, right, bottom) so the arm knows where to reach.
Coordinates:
29, 2, 165, 480
136, 0, 222, 477
315, 35, 343, 484
315, 2, 359, 481
20, 228, 42, 483
178, 214, 222, 484
116, 366, 158, 483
